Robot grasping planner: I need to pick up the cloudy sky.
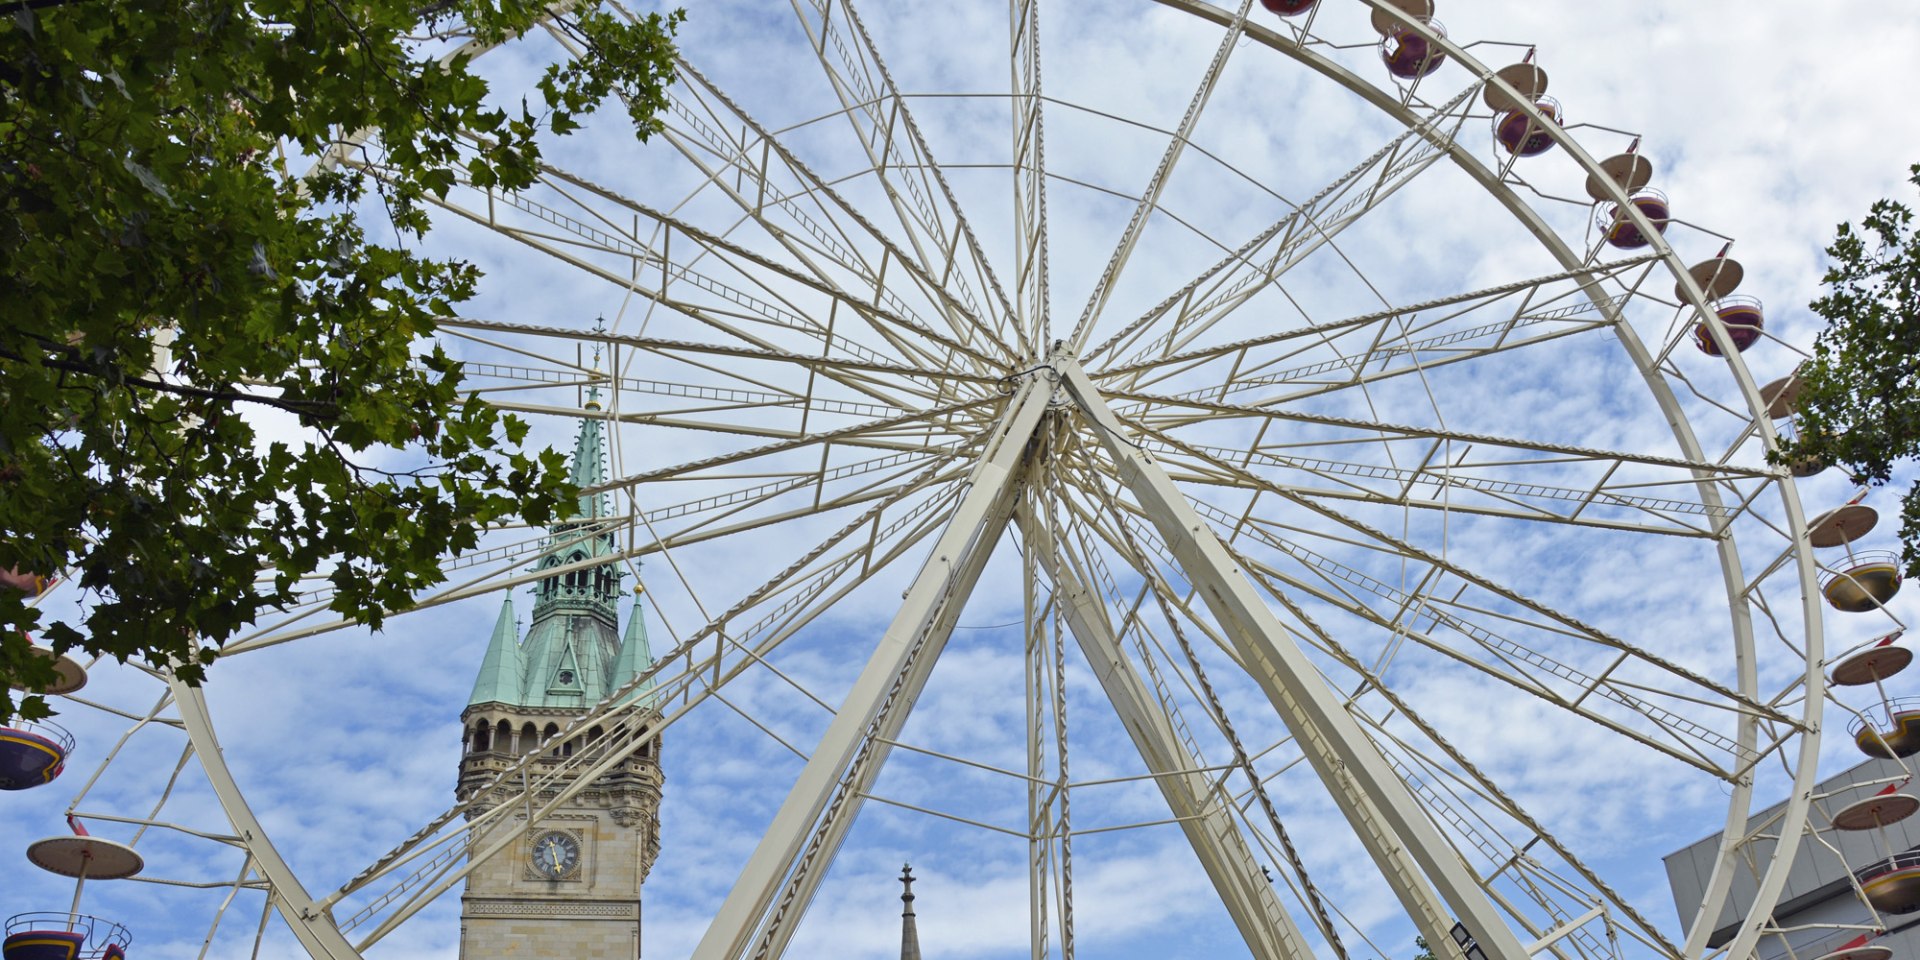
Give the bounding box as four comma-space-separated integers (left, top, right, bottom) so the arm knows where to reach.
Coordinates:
7, 2, 1920, 960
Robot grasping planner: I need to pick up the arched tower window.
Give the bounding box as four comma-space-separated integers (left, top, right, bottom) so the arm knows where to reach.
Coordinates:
543, 722, 561, 756
519, 722, 537, 754
471, 720, 491, 754
494, 720, 511, 753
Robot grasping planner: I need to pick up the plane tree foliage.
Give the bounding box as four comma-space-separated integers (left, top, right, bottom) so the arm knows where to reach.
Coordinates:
0, 0, 681, 720
1781, 164, 1920, 581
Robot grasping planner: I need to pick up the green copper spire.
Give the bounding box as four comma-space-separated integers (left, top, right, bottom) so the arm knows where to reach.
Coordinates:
611, 592, 656, 706
529, 402, 623, 626
467, 597, 524, 707
571, 384, 610, 521
468, 377, 653, 711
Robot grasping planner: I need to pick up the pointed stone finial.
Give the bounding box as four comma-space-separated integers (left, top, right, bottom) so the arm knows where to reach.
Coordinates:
585, 316, 608, 410
899, 863, 921, 960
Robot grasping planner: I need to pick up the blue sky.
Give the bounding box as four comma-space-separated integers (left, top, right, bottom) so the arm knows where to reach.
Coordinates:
6, 2, 1920, 959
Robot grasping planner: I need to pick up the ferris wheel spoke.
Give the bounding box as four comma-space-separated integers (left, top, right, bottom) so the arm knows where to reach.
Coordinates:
480, 390, 885, 436
355, 153, 975, 415
1220, 516, 1751, 777
1147, 439, 1729, 539
643, 125, 982, 383
1063, 0, 1260, 353
232, 477, 943, 655
1167, 464, 1718, 539
1115, 386, 1769, 482
667, 58, 1018, 371
484, 401, 981, 452
784, 0, 1025, 357
1010, 0, 1049, 348
225, 420, 987, 653
1082, 80, 1483, 374
440, 318, 1005, 391
530, 155, 1004, 374
599, 392, 998, 493
535, 18, 1004, 376
1096, 253, 1663, 395
433, 329, 994, 451
1156, 463, 1795, 773
1137, 310, 1627, 413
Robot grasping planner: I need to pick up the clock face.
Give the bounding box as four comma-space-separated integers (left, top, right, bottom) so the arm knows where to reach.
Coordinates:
529, 830, 580, 880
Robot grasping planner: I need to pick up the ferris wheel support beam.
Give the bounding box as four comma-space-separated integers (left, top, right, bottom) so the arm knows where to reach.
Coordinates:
1059, 359, 1529, 960
749, 473, 1027, 960
1021, 507, 1315, 960
691, 377, 1053, 960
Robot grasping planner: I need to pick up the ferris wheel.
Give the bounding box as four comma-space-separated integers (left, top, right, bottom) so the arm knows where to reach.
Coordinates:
11, 1, 1903, 959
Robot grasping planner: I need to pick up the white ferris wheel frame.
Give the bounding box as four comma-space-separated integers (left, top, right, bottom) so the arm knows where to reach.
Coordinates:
48, 1, 1835, 959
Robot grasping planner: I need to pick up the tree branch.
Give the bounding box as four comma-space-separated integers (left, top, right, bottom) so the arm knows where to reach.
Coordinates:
2, 346, 341, 420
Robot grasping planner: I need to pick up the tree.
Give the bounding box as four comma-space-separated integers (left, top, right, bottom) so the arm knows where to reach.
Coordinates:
1781, 163, 1920, 580
0, 1, 682, 720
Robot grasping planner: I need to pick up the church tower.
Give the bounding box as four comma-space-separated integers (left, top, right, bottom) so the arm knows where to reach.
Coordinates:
457, 392, 663, 958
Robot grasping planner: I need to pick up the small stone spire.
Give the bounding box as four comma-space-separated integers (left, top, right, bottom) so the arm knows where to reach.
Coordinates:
899, 863, 921, 960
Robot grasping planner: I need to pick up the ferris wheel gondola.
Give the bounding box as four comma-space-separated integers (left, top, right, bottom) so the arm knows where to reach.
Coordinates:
5, 820, 139, 960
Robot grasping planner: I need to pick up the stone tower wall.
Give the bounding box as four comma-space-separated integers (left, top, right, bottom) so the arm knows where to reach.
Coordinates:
457, 705, 662, 959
